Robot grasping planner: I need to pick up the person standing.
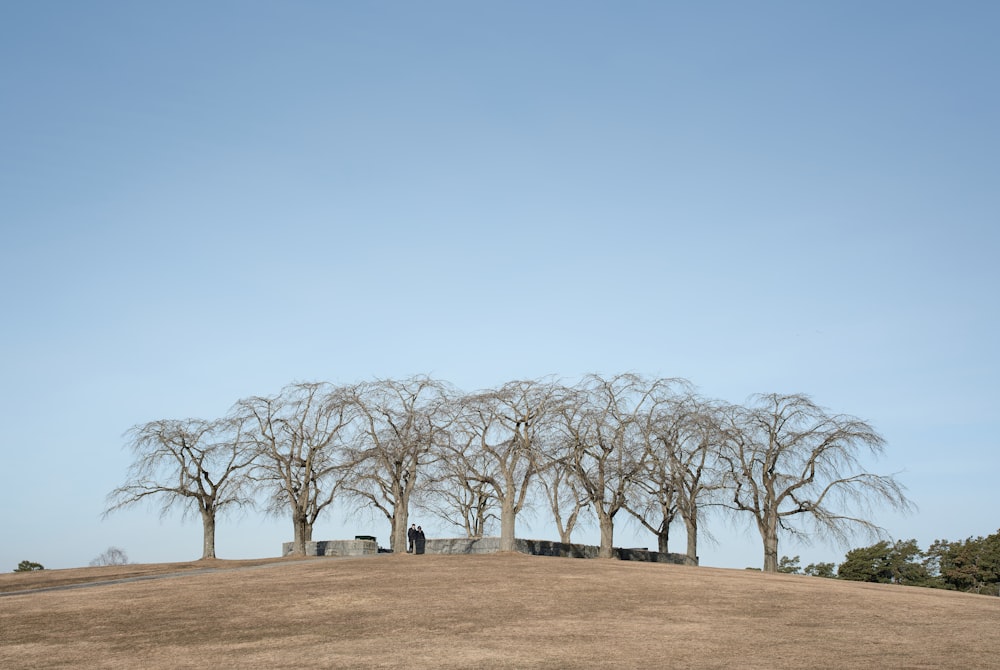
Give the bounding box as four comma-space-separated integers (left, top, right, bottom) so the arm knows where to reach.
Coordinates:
415, 526, 426, 555
407, 524, 417, 554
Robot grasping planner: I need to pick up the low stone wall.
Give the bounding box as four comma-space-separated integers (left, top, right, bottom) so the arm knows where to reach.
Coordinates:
282, 539, 378, 557
616, 546, 692, 565
286, 536, 691, 565
424, 536, 502, 555
426, 537, 690, 565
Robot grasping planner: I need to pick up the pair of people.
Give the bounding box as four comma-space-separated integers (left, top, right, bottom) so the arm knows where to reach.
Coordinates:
407, 524, 426, 554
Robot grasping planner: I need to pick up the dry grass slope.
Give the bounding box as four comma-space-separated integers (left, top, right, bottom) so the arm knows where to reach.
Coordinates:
1, 553, 997, 669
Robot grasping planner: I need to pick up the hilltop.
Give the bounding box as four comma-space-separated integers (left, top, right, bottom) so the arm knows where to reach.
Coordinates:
1, 553, 997, 669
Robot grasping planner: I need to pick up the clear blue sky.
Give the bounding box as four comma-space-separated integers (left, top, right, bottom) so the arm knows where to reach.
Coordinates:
2, 1, 997, 571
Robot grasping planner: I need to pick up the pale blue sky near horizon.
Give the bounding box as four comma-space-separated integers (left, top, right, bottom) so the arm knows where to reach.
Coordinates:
2, 1, 997, 571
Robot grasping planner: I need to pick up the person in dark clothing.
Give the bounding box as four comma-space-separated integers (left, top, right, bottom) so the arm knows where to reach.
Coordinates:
407, 524, 417, 553
415, 526, 426, 555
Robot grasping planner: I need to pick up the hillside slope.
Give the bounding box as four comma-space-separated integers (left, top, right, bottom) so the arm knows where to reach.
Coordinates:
1, 553, 996, 669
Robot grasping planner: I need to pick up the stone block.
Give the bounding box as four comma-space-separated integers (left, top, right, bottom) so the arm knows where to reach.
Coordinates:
281, 539, 378, 557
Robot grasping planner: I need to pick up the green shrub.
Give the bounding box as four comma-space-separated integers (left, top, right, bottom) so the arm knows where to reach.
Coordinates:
14, 560, 44, 572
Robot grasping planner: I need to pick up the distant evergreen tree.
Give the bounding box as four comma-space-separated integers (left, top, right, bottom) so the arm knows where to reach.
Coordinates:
838, 539, 928, 585
838, 542, 892, 582
925, 530, 1000, 595
803, 562, 836, 578
14, 560, 44, 572
777, 555, 801, 574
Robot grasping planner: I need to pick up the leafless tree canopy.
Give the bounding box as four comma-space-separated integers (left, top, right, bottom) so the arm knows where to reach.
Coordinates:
107, 378, 912, 571
628, 383, 721, 564
420, 443, 500, 538
90, 546, 129, 567
104, 417, 256, 559
554, 374, 672, 558
446, 379, 564, 551
230, 381, 355, 555
341, 376, 455, 553
718, 393, 914, 572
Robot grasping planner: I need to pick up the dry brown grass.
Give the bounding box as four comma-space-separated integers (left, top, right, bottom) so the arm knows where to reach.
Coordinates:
1, 553, 997, 669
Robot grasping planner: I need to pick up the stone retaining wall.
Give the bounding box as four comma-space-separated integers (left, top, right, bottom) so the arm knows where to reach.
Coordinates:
423, 536, 502, 555
286, 536, 691, 565
426, 537, 690, 565
281, 539, 378, 557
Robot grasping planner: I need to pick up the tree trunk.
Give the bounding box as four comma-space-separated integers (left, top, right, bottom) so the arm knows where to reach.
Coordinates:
684, 515, 698, 566
558, 504, 581, 545
499, 496, 516, 552
597, 512, 615, 559
201, 509, 217, 560
392, 498, 408, 553
762, 514, 779, 572
656, 516, 669, 554
473, 494, 488, 536
291, 513, 308, 555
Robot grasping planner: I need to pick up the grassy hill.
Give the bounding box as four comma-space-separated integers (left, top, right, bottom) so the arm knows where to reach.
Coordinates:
1, 553, 997, 669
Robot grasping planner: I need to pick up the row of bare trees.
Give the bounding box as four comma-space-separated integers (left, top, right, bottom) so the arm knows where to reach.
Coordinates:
106, 374, 912, 572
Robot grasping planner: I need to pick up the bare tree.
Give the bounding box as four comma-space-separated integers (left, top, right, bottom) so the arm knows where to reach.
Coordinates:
90, 546, 129, 566
669, 397, 726, 566
232, 381, 354, 555
557, 373, 655, 558
625, 379, 692, 556
448, 379, 561, 551
420, 444, 499, 537
535, 457, 590, 545
342, 376, 453, 553
640, 390, 724, 565
105, 417, 256, 559
718, 393, 914, 572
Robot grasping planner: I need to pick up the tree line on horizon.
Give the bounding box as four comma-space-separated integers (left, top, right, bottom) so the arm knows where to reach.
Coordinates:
104, 373, 913, 573
777, 530, 1000, 595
